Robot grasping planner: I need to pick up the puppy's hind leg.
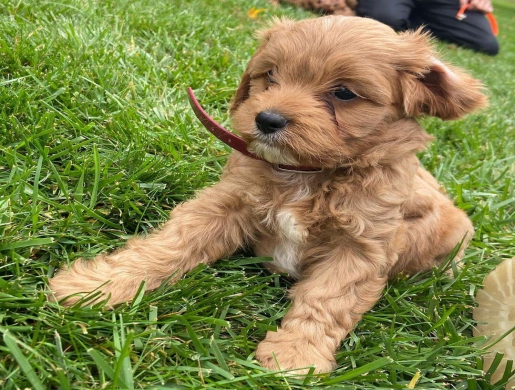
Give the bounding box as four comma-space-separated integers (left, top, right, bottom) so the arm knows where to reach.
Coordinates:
417, 168, 474, 268
390, 171, 474, 277
49, 179, 254, 306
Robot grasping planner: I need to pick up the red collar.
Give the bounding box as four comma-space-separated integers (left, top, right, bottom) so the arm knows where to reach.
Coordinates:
187, 88, 323, 173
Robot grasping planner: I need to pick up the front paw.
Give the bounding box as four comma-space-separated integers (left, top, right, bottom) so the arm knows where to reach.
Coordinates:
49, 257, 115, 306
256, 328, 336, 374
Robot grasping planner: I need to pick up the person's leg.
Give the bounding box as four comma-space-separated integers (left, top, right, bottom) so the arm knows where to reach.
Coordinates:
356, 0, 417, 31
414, 0, 499, 55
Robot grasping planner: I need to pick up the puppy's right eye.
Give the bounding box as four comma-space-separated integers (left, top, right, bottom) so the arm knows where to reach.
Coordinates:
333, 87, 357, 101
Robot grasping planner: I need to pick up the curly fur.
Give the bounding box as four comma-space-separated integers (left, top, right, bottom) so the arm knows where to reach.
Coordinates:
50, 16, 487, 373
277, 0, 358, 16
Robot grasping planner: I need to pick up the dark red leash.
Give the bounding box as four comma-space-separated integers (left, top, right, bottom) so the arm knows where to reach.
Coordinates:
187, 88, 323, 173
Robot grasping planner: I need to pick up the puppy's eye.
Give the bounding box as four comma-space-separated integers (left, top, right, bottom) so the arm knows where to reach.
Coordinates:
333, 87, 357, 101
266, 69, 277, 85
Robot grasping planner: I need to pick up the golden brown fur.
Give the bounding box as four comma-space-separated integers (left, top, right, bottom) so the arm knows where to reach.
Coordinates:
278, 0, 358, 16
50, 16, 487, 373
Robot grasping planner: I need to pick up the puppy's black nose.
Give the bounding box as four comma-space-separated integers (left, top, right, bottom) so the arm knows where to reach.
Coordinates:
255, 111, 289, 134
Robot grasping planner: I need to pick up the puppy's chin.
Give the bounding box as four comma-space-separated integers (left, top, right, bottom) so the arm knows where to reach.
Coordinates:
248, 142, 299, 165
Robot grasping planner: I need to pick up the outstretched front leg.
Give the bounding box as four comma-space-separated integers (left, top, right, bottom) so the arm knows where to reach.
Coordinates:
256, 244, 389, 373
50, 178, 255, 306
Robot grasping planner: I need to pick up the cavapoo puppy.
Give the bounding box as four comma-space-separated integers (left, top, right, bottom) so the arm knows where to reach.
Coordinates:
50, 16, 487, 373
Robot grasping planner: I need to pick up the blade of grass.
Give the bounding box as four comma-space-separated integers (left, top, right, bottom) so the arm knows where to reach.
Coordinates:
2, 330, 45, 390
88, 348, 128, 388
89, 143, 100, 209
323, 357, 393, 384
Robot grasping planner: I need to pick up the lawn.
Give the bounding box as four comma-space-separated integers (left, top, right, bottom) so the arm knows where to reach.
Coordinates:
0, 0, 514, 388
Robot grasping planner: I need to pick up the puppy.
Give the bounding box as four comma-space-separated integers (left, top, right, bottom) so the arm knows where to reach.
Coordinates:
50, 16, 487, 373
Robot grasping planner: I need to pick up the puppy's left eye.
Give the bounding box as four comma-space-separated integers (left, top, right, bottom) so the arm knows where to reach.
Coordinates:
333, 87, 357, 101
266, 70, 277, 85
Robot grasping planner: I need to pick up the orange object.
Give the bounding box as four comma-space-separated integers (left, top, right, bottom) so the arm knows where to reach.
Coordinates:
456, 3, 499, 36
247, 7, 266, 19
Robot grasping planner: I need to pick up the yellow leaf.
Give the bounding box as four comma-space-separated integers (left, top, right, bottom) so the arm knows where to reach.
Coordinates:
247, 7, 266, 19
407, 371, 421, 388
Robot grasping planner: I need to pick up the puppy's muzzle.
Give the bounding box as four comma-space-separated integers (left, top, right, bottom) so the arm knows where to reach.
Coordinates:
255, 110, 289, 134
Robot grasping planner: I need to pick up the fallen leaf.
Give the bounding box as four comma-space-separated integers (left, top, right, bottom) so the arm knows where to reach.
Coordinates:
247, 7, 266, 19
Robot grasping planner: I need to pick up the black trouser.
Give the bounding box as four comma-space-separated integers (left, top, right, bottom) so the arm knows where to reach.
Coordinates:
356, 0, 499, 55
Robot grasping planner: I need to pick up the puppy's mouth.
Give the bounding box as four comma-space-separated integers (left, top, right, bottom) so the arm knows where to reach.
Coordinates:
247, 139, 299, 165
245, 109, 300, 165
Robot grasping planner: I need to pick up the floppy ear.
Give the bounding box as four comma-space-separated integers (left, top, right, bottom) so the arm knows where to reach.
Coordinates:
229, 18, 296, 115
229, 71, 251, 115
397, 31, 488, 120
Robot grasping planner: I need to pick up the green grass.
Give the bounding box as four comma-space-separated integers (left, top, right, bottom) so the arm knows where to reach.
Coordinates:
0, 0, 514, 388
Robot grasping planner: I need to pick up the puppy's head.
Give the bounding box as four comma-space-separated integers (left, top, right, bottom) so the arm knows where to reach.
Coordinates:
230, 16, 487, 169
